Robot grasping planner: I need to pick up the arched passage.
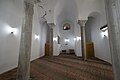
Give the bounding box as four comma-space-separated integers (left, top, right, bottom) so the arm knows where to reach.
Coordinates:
53, 0, 80, 56
85, 12, 111, 63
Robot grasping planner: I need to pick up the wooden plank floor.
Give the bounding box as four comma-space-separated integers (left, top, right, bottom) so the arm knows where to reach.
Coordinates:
0, 54, 114, 80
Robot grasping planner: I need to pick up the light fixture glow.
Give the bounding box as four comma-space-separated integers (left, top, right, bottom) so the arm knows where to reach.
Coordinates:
53, 37, 57, 41
65, 39, 70, 42
101, 30, 108, 37
35, 34, 39, 40
74, 38, 76, 41
76, 36, 81, 41
8, 27, 17, 34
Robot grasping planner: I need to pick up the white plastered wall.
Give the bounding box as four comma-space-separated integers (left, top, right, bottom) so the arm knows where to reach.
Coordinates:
86, 16, 111, 63
0, 0, 43, 74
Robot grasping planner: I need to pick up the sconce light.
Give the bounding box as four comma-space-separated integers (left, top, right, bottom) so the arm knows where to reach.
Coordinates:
8, 27, 17, 34
65, 39, 70, 42
76, 36, 81, 41
64, 39, 69, 45
101, 30, 108, 37
74, 38, 76, 41
35, 34, 39, 40
100, 24, 108, 31
100, 25, 108, 37
74, 36, 81, 41
53, 37, 57, 41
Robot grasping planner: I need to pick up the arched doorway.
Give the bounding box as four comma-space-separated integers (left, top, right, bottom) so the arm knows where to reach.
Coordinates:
85, 12, 111, 63
53, 0, 80, 56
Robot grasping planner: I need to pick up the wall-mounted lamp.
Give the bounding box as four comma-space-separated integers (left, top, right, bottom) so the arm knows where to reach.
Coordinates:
8, 27, 17, 34
101, 30, 108, 37
64, 39, 69, 45
35, 34, 39, 40
65, 39, 70, 42
74, 38, 76, 41
100, 24, 108, 31
100, 24, 108, 37
74, 36, 81, 41
53, 37, 57, 41
76, 36, 81, 41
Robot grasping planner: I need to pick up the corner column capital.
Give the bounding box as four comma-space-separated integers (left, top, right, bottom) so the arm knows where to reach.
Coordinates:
78, 20, 87, 27
48, 23, 55, 29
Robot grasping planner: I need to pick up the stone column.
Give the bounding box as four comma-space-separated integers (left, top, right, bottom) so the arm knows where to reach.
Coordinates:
16, 1, 34, 80
48, 23, 55, 56
105, 0, 120, 80
78, 20, 87, 60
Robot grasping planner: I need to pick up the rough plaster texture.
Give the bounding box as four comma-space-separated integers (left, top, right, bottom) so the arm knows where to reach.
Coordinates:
105, 0, 120, 80
0, 0, 42, 75
78, 20, 87, 60
16, 1, 34, 80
